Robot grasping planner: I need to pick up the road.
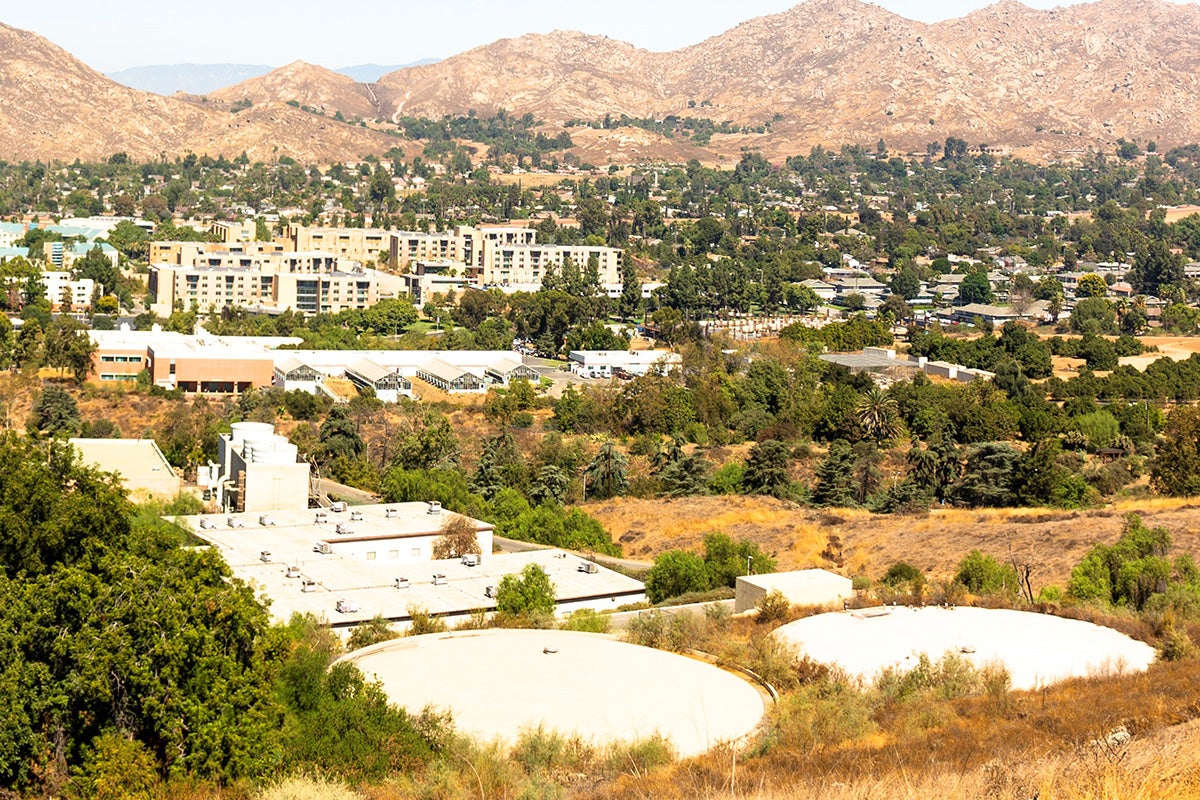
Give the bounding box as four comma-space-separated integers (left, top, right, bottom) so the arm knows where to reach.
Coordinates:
311, 477, 380, 506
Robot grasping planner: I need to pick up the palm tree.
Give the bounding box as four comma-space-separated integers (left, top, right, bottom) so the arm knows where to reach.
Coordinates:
855, 386, 901, 444
583, 442, 628, 500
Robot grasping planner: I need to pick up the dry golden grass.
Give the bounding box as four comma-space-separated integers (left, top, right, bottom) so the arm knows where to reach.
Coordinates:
583, 494, 1200, 588
592, 658, 1200, 800
254, 774, 364, 800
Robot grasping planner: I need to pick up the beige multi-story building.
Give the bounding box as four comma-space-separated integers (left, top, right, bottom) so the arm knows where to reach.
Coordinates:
286, 225, 393, 265
148, 246, 377, 317
149, 240, 285, 266
149, 263, 377, 317
286, 222, 622, 288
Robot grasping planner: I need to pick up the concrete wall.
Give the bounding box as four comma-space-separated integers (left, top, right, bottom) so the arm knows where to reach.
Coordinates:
242, 462, 311, 512
734, 571, 854, 613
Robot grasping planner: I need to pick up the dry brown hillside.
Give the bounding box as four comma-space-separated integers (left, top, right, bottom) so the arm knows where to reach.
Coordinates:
0, 23, 393, 163
375, 0, 1200, 155
584, 494, 1200, 588
206, 61, 388, 121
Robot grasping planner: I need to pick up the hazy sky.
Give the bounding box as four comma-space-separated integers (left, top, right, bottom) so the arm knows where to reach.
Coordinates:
3, 0, 1191, 72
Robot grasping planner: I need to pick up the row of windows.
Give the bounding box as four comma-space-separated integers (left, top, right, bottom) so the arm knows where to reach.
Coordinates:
364, 548, 421, 560
100, 355, 143, 363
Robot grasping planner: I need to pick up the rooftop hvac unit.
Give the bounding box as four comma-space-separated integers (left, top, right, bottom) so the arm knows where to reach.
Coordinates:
394, 577, 410, 589
314, 511, 328, 524
286, 565, 302, 578
330, 501, 348, 512
385, 507, 399, 518
301, 579, 317, 593
199, 518, 213, 529
484, 585, 497, 598
432, 573, 447, 585
578, 562, 599, 574
258, 514, 276, 526
259, 550, 272, 563
313, 541, 333, 555
228, 517, 245, 528
350, 510, 364, 521
427, 501, 442, 515
335, 523, 353, 536
335, 599, 359, 614
461, 554, 480, 567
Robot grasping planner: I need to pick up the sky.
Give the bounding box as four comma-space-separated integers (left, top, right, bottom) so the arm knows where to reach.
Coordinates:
2, 0, 1190, 72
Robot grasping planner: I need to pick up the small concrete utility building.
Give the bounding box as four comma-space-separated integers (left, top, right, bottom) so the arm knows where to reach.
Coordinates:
70, 438, 181, 500
212, 422, 309, 513
735, 568, 854, 613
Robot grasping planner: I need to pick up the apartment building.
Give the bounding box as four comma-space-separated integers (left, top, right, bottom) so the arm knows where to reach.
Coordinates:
43, 271, 96, 310
286, 223, 622, 288
148, 249, 377, 316
286, 225, 392, 265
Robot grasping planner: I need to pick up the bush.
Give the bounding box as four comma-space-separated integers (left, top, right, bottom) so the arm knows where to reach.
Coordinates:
954, 550, 1019, 595
881, 561, 922, 587
756, 589, 792, 624
559, 608, 610, 633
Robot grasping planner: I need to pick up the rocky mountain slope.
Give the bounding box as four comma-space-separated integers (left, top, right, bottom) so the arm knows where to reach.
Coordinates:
4, 0, 1200, 164
371, 0, 1200, 154
0, 23, 392, 163
208, 61, 387, 120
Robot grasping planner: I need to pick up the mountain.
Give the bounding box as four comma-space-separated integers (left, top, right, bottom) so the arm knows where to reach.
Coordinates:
335, 60, 438, 83
370, 0, 1200, 155
5, 0, 1200, 164
207, 61, 387, 120
106, 63, 274, 95
0, 22, 392, 163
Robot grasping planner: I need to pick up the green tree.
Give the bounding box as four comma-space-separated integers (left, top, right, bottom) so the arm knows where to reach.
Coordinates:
644, 550, 709, 603
618, 259, 642, 321
742, 439, 792, 498
584, 441, 628, 500
496, 563, 557, 617
958, 270, 994, 305
812, 440, 857, 507
1075, 273, 1109, 298
30, 384, 80, 437
1152, 406, 1200, 496
889, 264, 921, 300
955, 550, 1019, 595
855, 386, 901, 444
702, 531, 776, 588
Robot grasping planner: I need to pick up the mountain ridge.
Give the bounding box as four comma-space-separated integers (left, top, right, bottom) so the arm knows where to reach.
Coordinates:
5, 0, 1200, 163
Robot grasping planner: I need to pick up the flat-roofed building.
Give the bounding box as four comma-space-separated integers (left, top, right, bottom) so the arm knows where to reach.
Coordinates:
149, 259, 377, 317
286, 225, 392, 265
181, 502, 645, 627
70, 438, 181, 500
43, 271, 96, 310
568, 349, 682, 379
735, 569, 854, 613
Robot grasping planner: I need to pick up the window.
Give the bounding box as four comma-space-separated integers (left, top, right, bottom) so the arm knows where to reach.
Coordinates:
388, 549, 399, 559
411, 547, 421, 557
366, 551, 376, 561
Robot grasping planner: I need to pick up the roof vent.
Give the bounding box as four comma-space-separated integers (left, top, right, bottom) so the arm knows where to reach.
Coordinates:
259, 550, 272, 563
258, 514, 275, 526
427, 501, 442, 515
228, 516, 245, 528
394, 577, 410, 589
301, 579, 317, 592
432, 573, 447, 585
286, 565, 302, 578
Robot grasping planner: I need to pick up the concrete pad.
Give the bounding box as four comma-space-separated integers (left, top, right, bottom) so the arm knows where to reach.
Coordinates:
774, 607, 1157, 690
342, 629, 766, 756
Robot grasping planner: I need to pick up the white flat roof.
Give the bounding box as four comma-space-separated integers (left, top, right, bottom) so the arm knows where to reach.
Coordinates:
568, 349, 681, 367
343, 629, 766, 757
70, 438, 178, 492
774, 607, 1157, 690
181, 504, 642, 625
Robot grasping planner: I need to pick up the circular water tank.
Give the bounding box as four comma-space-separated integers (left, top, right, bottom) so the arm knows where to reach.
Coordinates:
230, 421, 275, 447
249, 442, 299, 465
